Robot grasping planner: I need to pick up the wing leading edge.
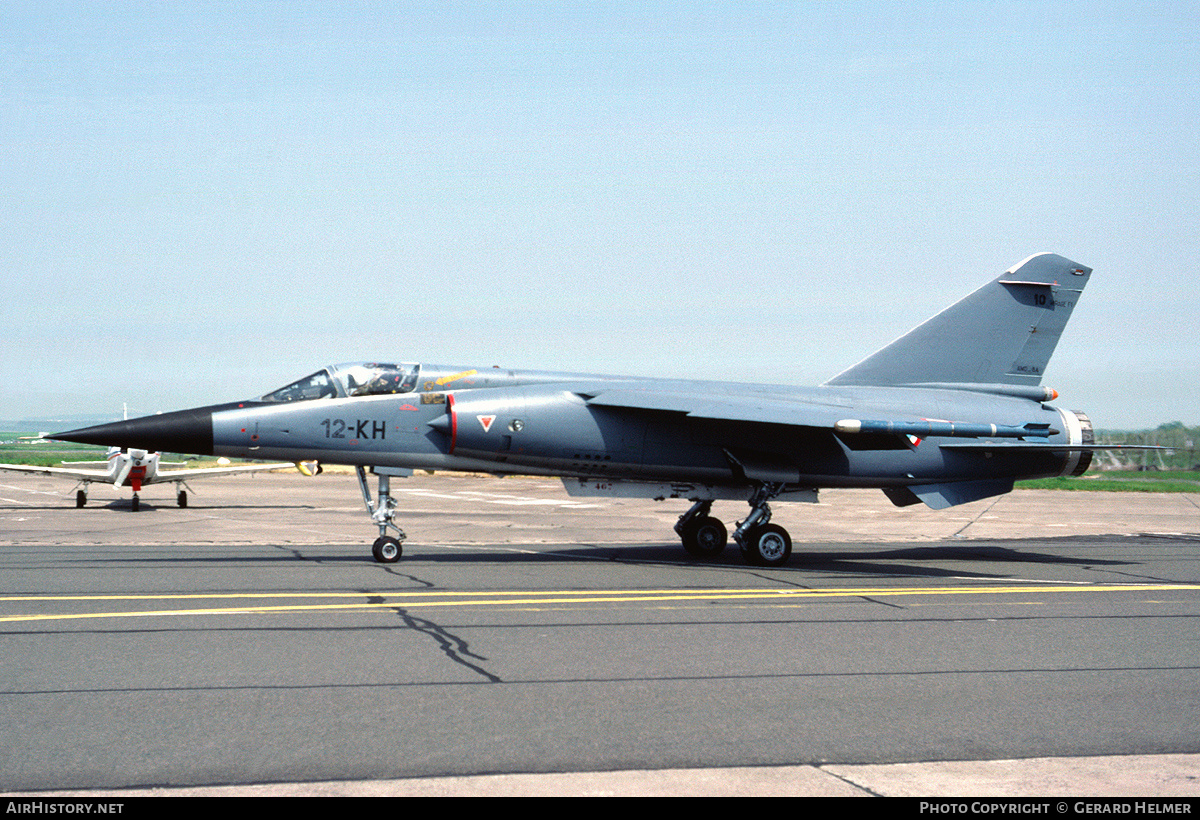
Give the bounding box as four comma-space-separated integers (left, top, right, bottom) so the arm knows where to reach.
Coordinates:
583, 388, 850, 428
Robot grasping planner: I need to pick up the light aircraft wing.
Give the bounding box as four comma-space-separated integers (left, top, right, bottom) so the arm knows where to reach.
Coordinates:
0, 463, 112, 480
0, 462, 293, 483
149, 463, 294, 483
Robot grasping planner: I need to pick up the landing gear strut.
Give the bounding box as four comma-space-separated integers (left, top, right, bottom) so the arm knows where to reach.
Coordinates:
357, 466, 409, 563
733, 482, 792, 567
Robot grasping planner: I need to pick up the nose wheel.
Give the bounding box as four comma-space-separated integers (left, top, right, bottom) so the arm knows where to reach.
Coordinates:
372, 536, 403, 563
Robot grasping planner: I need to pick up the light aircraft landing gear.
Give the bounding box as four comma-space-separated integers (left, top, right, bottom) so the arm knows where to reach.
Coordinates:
76, 486, 88, 508
675, 500, 728, 558
357, 466, 409, 563
733, 483, 793, 567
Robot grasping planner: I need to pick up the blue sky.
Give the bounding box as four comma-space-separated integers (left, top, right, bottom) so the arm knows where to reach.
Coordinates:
2, 2, 1197, 429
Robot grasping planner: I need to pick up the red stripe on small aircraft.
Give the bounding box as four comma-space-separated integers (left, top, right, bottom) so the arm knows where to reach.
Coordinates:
447, 394, 458, 454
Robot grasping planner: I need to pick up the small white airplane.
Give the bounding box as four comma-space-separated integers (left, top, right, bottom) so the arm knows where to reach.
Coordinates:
0, 446, 293, 511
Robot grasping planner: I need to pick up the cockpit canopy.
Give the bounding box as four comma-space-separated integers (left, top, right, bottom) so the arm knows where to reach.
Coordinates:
260, 362, 420, 402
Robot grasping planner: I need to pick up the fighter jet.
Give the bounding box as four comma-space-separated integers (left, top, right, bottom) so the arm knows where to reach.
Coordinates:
0, 446, 292, 510
51, 253, 1143, 565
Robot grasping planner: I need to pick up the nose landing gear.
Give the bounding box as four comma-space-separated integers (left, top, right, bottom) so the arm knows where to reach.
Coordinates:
357, 466, 410, 563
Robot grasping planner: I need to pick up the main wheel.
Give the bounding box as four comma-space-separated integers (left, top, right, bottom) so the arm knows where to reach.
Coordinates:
741, 523, 792, 567
681, 516, 728, 558
372, 536, 403, 563
76, 490, 87, 508
177, 490, 188, 508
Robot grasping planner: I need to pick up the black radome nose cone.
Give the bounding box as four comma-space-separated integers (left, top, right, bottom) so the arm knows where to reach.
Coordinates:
51, 405, 219, 455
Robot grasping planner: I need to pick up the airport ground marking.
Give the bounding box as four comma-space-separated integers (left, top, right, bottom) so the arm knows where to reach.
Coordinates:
1, 583, 1197, 623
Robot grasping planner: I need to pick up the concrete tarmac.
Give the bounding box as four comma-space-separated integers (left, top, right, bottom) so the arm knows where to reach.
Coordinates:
1, 471, 1198, 796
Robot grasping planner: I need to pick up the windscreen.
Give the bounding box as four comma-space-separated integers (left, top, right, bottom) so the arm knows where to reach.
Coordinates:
260, 369, 339, 402
259, 363, 421, 402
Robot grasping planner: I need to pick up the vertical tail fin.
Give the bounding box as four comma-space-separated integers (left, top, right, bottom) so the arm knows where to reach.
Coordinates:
824, 253, 1091, 388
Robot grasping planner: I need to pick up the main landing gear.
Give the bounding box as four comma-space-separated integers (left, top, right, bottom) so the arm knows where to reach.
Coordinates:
675, 483, 793, 567
675, 500, 728, 559
358, 466, 408, 563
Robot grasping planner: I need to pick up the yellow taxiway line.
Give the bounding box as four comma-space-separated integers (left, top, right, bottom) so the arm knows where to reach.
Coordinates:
0, 583, 1196, 624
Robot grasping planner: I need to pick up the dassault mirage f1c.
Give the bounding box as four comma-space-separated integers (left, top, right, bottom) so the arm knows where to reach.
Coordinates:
52, 253, 1135, 566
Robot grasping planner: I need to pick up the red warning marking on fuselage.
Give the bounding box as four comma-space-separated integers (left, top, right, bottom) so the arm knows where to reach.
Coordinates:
477, 415, 496, 433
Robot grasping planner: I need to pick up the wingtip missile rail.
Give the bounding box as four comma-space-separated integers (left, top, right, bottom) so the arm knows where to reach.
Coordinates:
834, 419, 1058, 439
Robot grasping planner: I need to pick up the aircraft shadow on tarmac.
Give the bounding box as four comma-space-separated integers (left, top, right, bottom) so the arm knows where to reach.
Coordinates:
69, 538, 1137, 581
756, 543, 1138, 578
546, 540, 1138, 578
